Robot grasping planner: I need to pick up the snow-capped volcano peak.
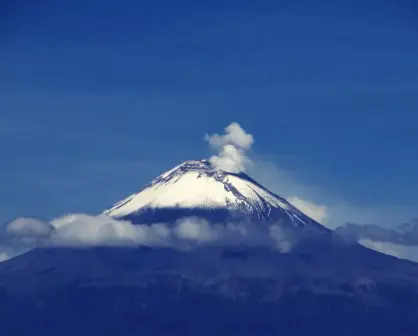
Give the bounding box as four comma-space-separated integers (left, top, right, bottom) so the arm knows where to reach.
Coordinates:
104, 159, 325, 229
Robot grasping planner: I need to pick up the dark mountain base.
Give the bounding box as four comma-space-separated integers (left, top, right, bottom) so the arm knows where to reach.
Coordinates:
1, 285, 418, 336
1, 246, 418, 336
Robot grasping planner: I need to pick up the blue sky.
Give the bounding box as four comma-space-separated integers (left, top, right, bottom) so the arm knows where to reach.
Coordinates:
1, 0, 417, 227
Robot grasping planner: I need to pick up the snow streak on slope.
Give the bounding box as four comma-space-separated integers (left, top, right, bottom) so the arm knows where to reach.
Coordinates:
104, 160, 325, 229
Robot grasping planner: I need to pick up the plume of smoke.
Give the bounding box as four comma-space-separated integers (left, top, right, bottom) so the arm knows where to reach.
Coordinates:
205, 122, 254, 173
204, 123, 330, 226
205, 122, 254, 150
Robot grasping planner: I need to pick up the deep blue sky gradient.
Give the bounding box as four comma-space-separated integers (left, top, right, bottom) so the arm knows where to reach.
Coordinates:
1, 0, 417, 225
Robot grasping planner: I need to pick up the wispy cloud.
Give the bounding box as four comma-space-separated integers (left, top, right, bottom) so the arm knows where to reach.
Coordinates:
0, 217, 54, 260
287, 196, 328, 224
0, 214, 296, 261
4, 213, 418, 263
335, 220, 418, 245
334, 219, 418, 262
358, 239, 418, 263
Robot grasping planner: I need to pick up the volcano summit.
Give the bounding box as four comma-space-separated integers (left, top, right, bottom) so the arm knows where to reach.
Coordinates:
104, 159, 326, 231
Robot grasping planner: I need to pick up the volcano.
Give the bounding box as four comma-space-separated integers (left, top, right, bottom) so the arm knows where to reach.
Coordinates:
1, 160, 418, 336
104, 159, 326, 230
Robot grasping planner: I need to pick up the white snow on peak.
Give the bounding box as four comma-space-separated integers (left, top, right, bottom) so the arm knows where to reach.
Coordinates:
104, 160, 306, 222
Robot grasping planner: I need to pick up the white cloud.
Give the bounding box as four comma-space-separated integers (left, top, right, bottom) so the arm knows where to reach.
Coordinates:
0, 213, 298, 262
174, 217, 218, 242
49, 214, 295, 251
51, 214, 173, 246
0, 218, 54, 261
205, 122, 253, 173
1, 214, 417, 264
0, 252, 9, 262
5, 217, 54, 237
287, 196, 328, 224
0, 245, 30, 262
359, 239, 418, 263
0, 217, 54, 254
269, 225, 292, 252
